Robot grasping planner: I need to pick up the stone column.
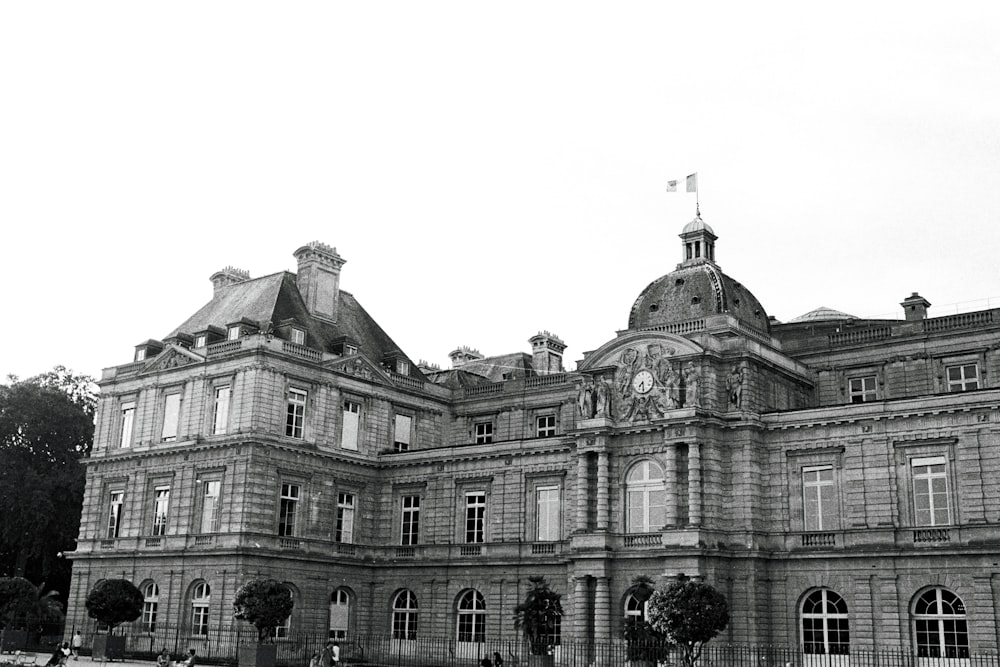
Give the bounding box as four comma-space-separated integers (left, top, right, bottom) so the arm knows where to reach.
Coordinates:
574, 576, 590, 643
594, 577, 611, 644
688, 442, 702, 526
597, 450, 610, 530
663, 439, 677, 526
576, 452, 589, 532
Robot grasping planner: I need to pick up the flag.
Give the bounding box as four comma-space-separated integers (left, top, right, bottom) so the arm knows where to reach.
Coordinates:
686, 172, 698, 192
665, 180, 677, 192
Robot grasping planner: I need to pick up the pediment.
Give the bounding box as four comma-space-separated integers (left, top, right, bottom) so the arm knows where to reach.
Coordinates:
142, 344, 205, 372
577, 331, 704, 372
326, 354, 391, 385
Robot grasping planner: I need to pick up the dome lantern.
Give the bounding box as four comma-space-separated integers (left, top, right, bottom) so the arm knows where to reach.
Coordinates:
678, 207, 717, 266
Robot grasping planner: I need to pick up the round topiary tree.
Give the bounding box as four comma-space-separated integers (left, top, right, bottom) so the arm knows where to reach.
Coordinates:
85, 579, 143, 635
233, 579, 294, 643
646, 576, 729, 667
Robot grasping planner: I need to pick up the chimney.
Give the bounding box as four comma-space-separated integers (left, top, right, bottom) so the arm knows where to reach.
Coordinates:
449, 346, 484, 368
901, 292, 931, 321
529, 331, 566, 374
293, 242, 346, 322
210, 266, 250, 296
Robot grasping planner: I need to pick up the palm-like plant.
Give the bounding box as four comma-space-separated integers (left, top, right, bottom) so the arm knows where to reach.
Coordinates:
513, 576, 562, 656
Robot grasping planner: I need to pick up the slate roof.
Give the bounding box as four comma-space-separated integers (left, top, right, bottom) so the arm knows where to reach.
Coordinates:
166, 272, 422, 378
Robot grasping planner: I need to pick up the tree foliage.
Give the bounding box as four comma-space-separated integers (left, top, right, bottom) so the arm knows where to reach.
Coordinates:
622, 576, 670, 664
513, 575, 563, 655
646, 578, 729, 667
0, 577, 38, 628
0, 371, 94, 582
84, 579, 143, 634
233, 579, 294, 643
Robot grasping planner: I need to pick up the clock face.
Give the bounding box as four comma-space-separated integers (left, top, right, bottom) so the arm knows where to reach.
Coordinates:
632, 369, 655, 394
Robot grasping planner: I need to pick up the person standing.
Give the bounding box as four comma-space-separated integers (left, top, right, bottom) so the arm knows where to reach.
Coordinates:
331, 642, 340, 667
320, 641, 333, 667
71, 632, 83, 660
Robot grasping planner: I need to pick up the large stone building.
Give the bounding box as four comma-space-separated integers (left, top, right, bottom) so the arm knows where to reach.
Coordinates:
66, 215, 1000, 660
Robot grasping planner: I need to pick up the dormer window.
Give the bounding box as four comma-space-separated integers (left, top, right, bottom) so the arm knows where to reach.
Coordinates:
291, 329, 306, 346
397, 360, 409, 375
345, 344, 358, 356
228, 326, 241, 341
194, 334, 207, 349
135, 349, 146, 362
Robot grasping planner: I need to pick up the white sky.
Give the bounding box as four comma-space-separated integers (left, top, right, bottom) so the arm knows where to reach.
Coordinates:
2, 2, 999, 382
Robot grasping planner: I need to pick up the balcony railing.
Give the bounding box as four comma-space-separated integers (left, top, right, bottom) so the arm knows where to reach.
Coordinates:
801, 532, 836, 548
913, 528, 950, 543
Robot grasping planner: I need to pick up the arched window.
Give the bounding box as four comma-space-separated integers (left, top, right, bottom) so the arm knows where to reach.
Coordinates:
456, 590, 485, 643
912, 588, 969, 659
624, 593, 645, 621
801, 589, 849, 655
392, 590, 418, 640
329, 589, 351, 640
141, 582, 159, 632
626, 461, 665, 533
191, 582, 211, 636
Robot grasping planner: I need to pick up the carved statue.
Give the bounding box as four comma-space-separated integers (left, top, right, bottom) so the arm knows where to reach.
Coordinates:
683, 362, 700, 408
727, 364, 745, 408
577, 378, 594, 418
594, 376, 611, 418
660, 361, 679, 409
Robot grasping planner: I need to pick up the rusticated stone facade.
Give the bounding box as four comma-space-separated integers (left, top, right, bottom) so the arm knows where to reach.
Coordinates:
66, 217, 1000, 659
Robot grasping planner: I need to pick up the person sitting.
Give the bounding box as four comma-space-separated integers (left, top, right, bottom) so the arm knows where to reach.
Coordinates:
174, 649, 196, 667
157, 649, 171, 667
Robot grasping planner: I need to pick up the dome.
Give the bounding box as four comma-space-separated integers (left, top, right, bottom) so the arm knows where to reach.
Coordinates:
787, 306, 857, 323
681, 216, 715, 236
628, 262, 771, 334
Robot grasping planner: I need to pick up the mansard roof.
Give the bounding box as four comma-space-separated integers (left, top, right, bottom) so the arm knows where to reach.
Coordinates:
166, 271, 420, 376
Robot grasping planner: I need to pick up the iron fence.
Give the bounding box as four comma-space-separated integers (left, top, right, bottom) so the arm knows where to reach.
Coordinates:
8, 625, 998, 667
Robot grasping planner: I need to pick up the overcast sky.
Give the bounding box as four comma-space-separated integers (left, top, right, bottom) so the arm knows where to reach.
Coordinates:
2, 2, 998, 382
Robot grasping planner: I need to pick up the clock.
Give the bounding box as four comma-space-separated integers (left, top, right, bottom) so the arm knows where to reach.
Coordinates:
631, 369, 655, 394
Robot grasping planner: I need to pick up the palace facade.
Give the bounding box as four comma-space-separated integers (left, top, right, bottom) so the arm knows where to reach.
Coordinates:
66, 215, 1000, 659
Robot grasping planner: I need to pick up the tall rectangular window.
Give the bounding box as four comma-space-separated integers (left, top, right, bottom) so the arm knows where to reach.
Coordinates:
120, 402, 135, 448
848, 376, 877, 403
394, 414, 412, 452
200, 480, 220, 533
107, 491, 124, 538
401, 495, 420, 545
212, 386, 231, 435
336, 493, 355, 544
278, 483, 300, 536
536, 486, 560, 541
536, 415, 556, 438
285, 388, 307, 439
946, 364, 979, 392
342, 401, 361, 450
161, 393, 181, 441
474, 422, 493, 445
228, 325, 240, 341
291, 328, 305, 345
465, 492, 486, 543
912, 456, 950, 526
802, 466, 837, 531
152, 486, 170, 536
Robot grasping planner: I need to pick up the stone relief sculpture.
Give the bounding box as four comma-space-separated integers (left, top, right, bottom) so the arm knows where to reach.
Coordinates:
727, 363, 745, 408
683, 362, 701, 408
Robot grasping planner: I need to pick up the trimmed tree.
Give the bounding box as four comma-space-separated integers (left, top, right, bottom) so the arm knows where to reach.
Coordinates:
513, 575, 563, 656
646, 577, 729, 667
0, 577, 38, 650
84, 579, 143, 634
233, 579, 294, 643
